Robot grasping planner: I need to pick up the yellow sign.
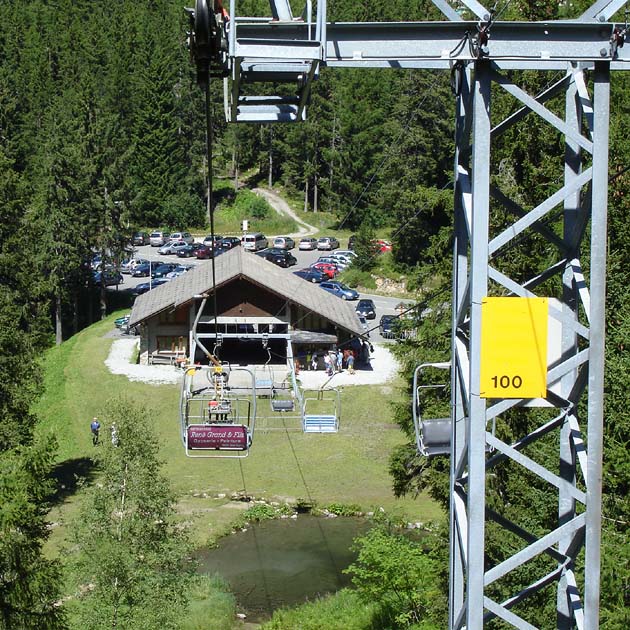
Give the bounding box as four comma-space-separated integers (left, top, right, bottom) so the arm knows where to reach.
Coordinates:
480, 297, 548, 399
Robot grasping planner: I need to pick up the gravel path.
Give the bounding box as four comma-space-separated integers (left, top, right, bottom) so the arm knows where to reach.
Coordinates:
105, 338, 181, 385
252, 187, 317, 237
104, 338, 400, 389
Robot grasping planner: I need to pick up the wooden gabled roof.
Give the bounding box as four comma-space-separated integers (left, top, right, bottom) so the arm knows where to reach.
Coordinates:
129, 247, 365, 336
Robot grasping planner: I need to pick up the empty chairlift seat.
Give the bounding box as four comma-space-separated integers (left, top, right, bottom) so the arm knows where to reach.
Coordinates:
302, 391, 340, 433
412, 362, 452, 457
418, 418, 451, 456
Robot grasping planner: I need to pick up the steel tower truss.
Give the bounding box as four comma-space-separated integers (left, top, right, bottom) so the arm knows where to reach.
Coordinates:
188, 1, 630, 627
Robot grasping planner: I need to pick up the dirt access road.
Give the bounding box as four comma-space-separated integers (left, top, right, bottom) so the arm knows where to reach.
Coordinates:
252, 187, 317, 238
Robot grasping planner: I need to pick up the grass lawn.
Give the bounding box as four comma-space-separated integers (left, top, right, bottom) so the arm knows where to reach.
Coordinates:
37, 313, 443, 555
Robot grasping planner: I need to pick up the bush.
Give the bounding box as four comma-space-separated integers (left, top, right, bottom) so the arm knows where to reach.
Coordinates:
232, 502, 295, 529
339, 268, 376, 290
345, 526, 446, 628
322, 502, 362, 516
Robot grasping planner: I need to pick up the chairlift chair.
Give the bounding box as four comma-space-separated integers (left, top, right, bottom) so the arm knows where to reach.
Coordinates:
180, 365, 257, 458
254, 336, 274, 397
302, 388, 340, 433
412, 362, 452, 457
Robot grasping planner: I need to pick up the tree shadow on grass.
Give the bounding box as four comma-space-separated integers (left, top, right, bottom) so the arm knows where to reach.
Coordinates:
49, 457, 98, 505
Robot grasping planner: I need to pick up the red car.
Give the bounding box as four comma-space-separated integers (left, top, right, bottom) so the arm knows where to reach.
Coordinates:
375, 239, 392, 253
195, 245, 218, 260
310, 261, 338, 279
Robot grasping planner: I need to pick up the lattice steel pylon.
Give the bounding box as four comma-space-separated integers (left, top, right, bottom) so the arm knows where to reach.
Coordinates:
188, 1, 630, 627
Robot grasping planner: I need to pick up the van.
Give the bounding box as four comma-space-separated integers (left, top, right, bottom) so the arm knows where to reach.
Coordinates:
149, 231, 170, 247
169, 231, 194, 244
242, 232, 268, 251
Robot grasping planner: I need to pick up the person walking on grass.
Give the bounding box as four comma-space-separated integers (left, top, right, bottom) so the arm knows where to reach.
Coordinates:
90, 417, 101, 446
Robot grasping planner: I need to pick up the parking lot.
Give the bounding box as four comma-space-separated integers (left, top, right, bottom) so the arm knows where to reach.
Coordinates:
117, 240, 410, 343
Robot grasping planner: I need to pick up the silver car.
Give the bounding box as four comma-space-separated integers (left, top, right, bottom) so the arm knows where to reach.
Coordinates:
273, 236, 295, 250
158, 240, 188, 255
317, 236, 340, 250
150, 231, 170, 247
299, 237, 318, 250
169, 231, 194, 244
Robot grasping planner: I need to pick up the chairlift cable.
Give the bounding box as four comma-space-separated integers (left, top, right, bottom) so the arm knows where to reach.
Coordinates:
205, 79, 221, 356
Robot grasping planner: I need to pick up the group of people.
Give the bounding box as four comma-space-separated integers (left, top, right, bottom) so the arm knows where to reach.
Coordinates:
296, 347, 356, 376
90, 417, 119, 447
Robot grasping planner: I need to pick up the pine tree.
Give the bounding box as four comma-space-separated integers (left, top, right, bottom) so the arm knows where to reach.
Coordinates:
69, 398, 194, 630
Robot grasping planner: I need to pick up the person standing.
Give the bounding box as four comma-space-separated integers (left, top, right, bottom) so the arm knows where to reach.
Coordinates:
90, 417, 101, 446
324, 353, 331, 376
337, 348, 344, 372
110, 422, 119, 447
347, 352, 355, 375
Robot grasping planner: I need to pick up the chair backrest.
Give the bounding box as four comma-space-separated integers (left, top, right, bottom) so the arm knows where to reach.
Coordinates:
420, 418, 451, 456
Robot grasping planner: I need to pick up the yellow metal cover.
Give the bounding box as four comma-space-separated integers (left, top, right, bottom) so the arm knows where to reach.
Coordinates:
480, 297, 548, 399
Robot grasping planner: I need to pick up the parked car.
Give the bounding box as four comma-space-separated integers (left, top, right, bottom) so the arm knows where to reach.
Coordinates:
202, 234, 223, 247
165, 265, 191, 279
90, 255, 103, 271
256, 247, 284, 257
317, 256, 348, 270
152, 263, 178, 278
299, 237, 318, 250
93, 270, 123, 286
149, 231, 170, 247
121, 258, 148, 274
329, 253, 355, 267
242, 232, 268, 251
293, 268, 327, 283
133, 278, 169, 295
317, 236, 340, 250
158, 240, 188, 255
195, 244, 219, 259
219, 236, 241, 250
375, 239, 392, 253
356, 298, 377, 320
309, 262, 338, 279
273, 236, 295, 250
335, 250, 357, 259
264, 250, 297, 268
177, 242, 203, 258
132, 231, 150, 246
132, 262, 155, 277
319, 281, 359, 300
379, 314, 398, 338
169, 231, 194, 245
114, 314, 130, 329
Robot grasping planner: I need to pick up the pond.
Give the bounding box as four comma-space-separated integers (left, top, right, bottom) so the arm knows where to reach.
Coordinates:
196, 515, 372, 622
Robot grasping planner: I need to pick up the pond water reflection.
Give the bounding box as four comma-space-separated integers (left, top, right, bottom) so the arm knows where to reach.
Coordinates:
196, 515, 372, 621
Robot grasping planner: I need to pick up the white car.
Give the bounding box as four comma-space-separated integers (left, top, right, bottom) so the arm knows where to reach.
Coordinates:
120, 258, 148, 274
330, 253, 354, 266
299, 237, 318, 250
335, 250, 357, 259
158, 241, 188, 255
